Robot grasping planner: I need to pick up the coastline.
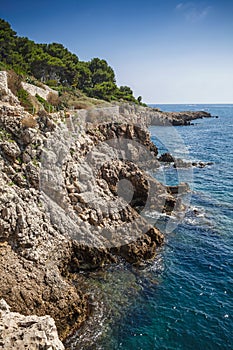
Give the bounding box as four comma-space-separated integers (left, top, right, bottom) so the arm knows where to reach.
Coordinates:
0, 8, 231, 349
0, 87, 214, 348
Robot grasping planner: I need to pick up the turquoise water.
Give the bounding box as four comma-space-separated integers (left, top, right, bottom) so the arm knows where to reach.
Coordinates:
70, 104, 233, 350
106, 105, 233, 349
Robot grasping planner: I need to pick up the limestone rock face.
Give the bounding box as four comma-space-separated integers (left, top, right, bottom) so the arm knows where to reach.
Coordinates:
21, 81, 58, 101
0, 85, 190, 347
0, 140, 21, 160
0, 299, 64, 350
115, 103, 213, 126
0, 71, 20, 106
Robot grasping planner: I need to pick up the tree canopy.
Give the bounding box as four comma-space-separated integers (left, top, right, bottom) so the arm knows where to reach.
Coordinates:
0, 18, 145, 104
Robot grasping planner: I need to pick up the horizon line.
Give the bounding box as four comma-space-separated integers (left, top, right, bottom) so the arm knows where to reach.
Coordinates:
148, 102, 233, 105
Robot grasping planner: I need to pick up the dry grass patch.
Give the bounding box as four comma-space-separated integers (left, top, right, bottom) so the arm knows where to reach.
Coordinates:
21, 116, 37, 128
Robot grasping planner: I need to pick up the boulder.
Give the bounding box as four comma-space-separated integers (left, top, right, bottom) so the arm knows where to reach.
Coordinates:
0, 299, 64, 350
0, 141, 21, 161
166, 182, 190, 195
158, 152, 174, 163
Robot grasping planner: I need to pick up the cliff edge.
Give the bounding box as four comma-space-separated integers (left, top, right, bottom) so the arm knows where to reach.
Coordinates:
0, 74, 195, 347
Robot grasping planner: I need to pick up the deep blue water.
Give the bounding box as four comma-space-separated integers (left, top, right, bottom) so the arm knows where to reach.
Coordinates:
106, 105, 233, 350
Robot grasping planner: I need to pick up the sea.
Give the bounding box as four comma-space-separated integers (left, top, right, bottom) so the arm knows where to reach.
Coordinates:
70, 104, 233, 350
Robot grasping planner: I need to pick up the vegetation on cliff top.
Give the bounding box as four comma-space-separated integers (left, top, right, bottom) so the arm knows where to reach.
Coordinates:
0, 18, 145, 106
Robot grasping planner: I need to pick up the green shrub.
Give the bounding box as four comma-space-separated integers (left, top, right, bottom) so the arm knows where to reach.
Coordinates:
17, 88, 34, 110
35, 94, 54, 112
45, 79, 58, 87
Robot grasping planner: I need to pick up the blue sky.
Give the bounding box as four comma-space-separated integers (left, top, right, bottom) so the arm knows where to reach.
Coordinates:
1, 0, 233, 104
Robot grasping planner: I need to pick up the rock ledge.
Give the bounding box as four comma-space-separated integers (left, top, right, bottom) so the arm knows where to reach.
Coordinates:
0, 299, 64, 350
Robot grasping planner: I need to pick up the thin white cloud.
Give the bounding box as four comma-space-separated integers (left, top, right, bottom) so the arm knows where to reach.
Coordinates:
176, 2, 211, 22
176, 3, 184, 10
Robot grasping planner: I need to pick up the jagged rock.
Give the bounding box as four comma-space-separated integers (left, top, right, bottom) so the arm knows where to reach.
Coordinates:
150, 110, 213, 126
0, 244, 87, 340
157, 152, 213, 169
21, 81, 58, 101
192, 161, 213, 168
166, 182, 190, 195
0, 71, 20, 106
0, 141, 21, 161
174, 158, 192, 168
158, 152, 174, 163
0, 299, 64, 350
173, 159, 214, 168
0, 84, 194, 348
25, 162, 40, 189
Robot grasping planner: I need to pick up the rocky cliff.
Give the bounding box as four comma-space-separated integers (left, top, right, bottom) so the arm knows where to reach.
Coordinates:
0, 299, 64, 350
116, 102, 212, 126
0, 75, 194, 348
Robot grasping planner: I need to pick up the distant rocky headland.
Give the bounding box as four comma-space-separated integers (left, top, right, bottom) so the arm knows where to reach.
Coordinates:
0, 71, 215, 349
150, 109, 213, 126
116, 102, 213, 126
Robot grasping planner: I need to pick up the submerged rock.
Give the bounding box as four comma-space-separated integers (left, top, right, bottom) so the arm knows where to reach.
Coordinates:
157, 153, 213, 169
192, 161, 214, 168
174, 159, 214, 168
174, 158, 192, 168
